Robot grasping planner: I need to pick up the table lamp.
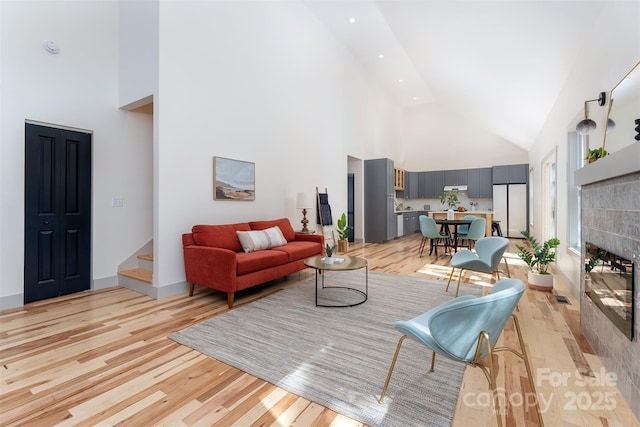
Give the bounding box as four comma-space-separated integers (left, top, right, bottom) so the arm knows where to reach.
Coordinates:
296, 192, 314, 233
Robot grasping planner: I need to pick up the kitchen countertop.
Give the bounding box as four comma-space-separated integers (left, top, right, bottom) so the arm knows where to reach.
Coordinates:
430, 210, 493, 214
395, 209, 429, 213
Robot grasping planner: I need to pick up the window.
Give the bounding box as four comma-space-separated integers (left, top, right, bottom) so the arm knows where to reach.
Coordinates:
529, 167, 534, 227
542, 148, 557, 241
567, 132, 586, 252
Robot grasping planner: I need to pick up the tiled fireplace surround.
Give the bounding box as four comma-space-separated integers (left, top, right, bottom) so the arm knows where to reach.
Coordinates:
576, 143, 640, 419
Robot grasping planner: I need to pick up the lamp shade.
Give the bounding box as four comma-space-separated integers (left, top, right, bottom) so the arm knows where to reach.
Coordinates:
296, 192, 314, 209
576, 118, 597, 135
606, 118, 616, 133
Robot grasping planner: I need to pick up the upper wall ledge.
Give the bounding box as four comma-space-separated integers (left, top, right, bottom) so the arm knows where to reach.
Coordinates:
575, 143, 640, 186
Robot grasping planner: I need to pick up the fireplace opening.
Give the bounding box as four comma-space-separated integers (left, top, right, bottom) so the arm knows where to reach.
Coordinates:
584, 242, 635, 340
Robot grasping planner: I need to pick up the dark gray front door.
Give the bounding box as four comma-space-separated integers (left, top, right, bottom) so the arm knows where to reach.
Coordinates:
24, 123, 92, 303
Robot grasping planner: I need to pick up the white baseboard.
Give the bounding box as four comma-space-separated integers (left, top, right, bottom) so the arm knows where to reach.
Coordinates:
0, 293, 23, 311
157, 281, 190, 299
93, 275, 118, 290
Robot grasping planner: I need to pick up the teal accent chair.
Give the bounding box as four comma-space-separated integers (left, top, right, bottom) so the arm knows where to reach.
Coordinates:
446, 236, 510, 297
457, 217, 486, 250
379, 279, 544, 427
418, 215, 450, 257
457, 214, 478, 235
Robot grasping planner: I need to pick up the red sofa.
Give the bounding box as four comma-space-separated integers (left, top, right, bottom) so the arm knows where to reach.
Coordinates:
182, 218, 324, 308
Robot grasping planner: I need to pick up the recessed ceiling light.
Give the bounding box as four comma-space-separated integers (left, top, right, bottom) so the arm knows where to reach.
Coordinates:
412, 96, 418, 100
348, 17, 356, 24
398, 79, 404, 83
378, 54, 384, 59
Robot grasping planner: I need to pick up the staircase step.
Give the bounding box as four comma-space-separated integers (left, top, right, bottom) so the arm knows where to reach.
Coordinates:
118, 268, 152, 283
138, 253, 153, 261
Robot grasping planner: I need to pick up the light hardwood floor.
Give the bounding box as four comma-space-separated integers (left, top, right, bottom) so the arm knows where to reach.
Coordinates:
1, 234, 638, 426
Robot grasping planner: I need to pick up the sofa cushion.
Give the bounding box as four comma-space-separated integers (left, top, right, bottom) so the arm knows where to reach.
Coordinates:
272, 240, 323, 262
236, 250, 288, 275
236, 226, 287, 253
192, 223, 250, 252
249, 218, 296, 242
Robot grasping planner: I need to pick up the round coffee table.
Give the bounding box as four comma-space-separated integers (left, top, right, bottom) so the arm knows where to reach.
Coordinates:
304, 255, 368, 307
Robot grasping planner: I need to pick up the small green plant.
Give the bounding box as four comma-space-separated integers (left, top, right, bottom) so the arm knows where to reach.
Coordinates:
325, 244, 335, 257
515, 230, 560, 274
586, 147, 608, 163
439, 190, 459, 209
585, 255, 600, 273
336, 213, 352, 241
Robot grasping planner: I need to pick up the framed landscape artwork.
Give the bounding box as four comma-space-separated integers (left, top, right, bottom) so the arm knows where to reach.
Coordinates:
213, 157, 255, 201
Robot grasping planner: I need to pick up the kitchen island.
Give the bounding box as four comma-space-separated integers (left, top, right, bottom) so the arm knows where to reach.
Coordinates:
429, 211, 493, 237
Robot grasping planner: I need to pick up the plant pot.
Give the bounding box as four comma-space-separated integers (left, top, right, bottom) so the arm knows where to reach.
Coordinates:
337, 239, 348, 253
527, 271, 553, 291
447, 208, 455, 220
323, 256, 334, 264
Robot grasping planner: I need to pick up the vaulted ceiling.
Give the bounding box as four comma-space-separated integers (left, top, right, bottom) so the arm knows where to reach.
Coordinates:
306, 1, 611, 150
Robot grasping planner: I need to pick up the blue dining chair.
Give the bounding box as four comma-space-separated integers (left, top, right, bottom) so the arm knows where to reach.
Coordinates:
446, 236, 510, 297
379, 279, 544, 427
456, 214, 478, 235
457, 217, 486, 250
418, 215, 450, 257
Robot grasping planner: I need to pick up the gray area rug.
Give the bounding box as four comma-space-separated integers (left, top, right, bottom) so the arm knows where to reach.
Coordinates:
170, 270, 481, 426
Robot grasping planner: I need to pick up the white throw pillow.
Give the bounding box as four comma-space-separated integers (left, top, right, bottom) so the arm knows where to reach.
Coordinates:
236, 226, 287, 253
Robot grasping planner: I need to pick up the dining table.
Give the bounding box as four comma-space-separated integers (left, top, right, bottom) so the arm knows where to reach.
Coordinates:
434, 218, 474, 253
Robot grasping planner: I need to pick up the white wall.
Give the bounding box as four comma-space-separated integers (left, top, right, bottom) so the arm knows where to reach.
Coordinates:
118, 0, 158, 108
400, 103, 528, 171
154, 1, 403, 288
0, 1, 153, 308
527, 1, 640, 295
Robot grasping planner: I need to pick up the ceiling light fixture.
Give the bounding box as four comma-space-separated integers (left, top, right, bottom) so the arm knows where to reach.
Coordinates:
378, 54, 384, 59
43, 41, 60, 54
576, 91, 606, 135
348, 17, 356, 23
398, 79, 404, 83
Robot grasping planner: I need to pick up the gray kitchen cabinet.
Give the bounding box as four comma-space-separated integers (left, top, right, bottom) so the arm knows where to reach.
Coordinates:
428, 170, 445, 198
509, 164, 528, 183
364, 158, 396, 243
467, 167, 493, 198
406, 171, 420, 199
418, 171, 428, 198
401, 173, 410, 199
492, 164, 529, 184
402, 212, 415, 236
444, 169, 468, 186
403, 211, 426, 235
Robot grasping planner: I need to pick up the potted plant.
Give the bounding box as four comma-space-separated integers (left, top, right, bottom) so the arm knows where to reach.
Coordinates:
439, 190, 459, 220
515, 230, 560, 291
324, 244, 335, 264
586, 146, 608, 163
336, 213, 352, 253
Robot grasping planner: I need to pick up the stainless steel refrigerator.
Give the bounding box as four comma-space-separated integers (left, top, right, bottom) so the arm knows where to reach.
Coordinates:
492, 184, 527, 238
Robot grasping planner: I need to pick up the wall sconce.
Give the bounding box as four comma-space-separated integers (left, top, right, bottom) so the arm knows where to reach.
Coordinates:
296, 192, 314, 233
576, 91, 606, 135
